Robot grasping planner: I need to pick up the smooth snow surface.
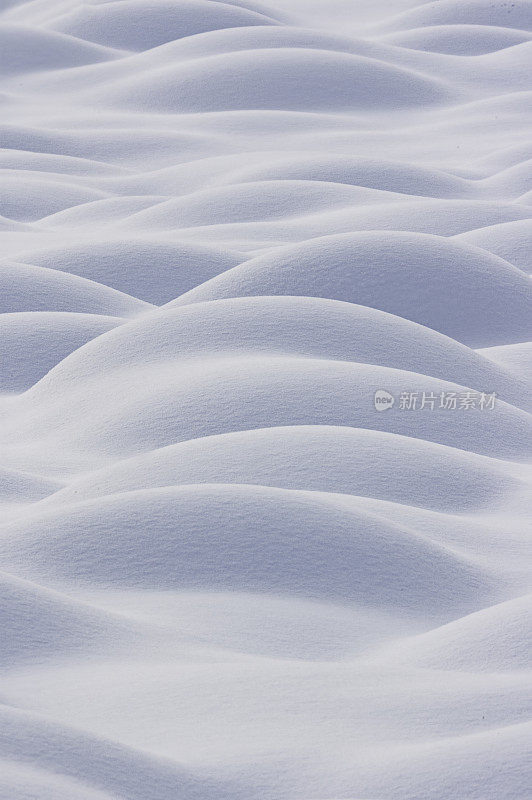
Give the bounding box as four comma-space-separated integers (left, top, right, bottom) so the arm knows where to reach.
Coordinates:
0, 0, 531, 798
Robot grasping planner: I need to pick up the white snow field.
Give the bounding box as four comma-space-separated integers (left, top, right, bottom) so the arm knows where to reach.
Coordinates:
0, 0, 531, 797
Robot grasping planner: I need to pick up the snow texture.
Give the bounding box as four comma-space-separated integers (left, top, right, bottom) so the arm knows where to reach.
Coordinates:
0, 0, 531, 798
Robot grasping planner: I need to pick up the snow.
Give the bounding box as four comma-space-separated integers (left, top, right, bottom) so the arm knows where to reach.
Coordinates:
20, 239, 243, 303
0, 0, 531, 798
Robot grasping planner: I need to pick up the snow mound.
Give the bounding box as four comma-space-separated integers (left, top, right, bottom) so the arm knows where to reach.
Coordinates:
479, 160, 532, 198
377, 0, 532, 33
20, 240, 242, 303
0, 484, 499, 615
342, 722, 532, 800
170, 232, 532, 347
0, 571, 133, 666
0, 262, 152, 316
145, 198, 532, 247
35, 197, 168, 228
0, 706, 243, 800
382, 24, 532, 55
97, 49, 454, 113
374, 594, 532, 671
456, 219, 532, 272
207, 153, 473, 197
0, 148, 125, 176
478, 342, 532, 382
0, 466, 62, 503
44, 425, 525, 514
51, 0, 279, 51
122, 180, 411, 229
0, 312, 122, 392
0, 24, 123, 75
2, 358, 530, 475
0, 124, 223, 168
23, 296, 527, 407
1, 174, 107, 222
